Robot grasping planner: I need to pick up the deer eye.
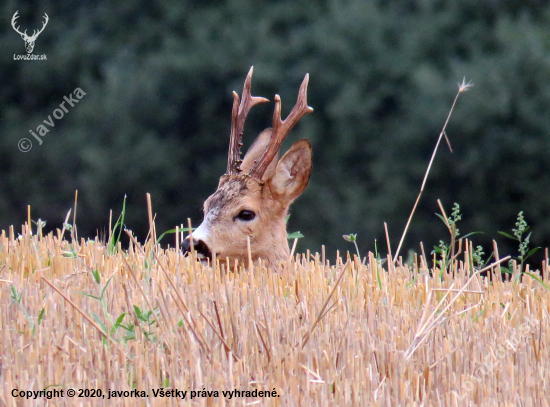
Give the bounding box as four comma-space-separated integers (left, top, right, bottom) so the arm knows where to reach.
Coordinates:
236, 210, 256, 221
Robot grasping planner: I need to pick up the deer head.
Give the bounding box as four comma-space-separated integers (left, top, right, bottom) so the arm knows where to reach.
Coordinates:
182, 67, 313, 268
11, 11, 49, 54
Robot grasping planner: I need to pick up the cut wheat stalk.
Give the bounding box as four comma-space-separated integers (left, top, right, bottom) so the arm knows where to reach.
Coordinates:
393, 79, 473, 264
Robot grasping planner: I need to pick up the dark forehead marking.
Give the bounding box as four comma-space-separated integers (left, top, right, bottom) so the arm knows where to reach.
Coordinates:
205, 176, 249, 212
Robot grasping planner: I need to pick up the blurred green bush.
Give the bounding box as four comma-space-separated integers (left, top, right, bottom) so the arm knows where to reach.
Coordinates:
1, 0, 549, 264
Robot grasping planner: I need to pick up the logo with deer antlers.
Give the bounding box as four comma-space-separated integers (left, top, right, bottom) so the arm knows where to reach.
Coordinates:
182, 67, 313, 267
11, 10, 49, 54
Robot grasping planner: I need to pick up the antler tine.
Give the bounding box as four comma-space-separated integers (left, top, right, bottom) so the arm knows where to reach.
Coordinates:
33, 13, 49, 37
227, 66, 269, 175
249, 73, 313, 180
11, 11, 26, 36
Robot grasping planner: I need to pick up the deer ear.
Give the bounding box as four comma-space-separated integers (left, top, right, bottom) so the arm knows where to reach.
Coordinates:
270, 139, 312, 203
241, 128, 278, 180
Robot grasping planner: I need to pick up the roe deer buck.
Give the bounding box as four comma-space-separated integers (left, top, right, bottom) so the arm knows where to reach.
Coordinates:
182, 67, 313, 267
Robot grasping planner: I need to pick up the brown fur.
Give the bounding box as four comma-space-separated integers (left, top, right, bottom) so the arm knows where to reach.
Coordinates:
194, 138, 312, 267
184, 69, 313, 268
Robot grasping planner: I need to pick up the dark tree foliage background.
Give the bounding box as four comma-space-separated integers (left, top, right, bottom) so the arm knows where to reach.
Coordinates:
1, 0, 549, 265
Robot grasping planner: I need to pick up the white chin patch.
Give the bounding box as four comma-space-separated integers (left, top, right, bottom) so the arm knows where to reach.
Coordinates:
192, 221, 210, 242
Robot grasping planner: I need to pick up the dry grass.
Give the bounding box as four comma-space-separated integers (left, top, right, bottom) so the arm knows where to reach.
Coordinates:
1, 221, 549, 407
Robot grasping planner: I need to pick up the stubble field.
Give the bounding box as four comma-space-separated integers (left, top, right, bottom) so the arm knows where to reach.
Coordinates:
1, 219, 549, 406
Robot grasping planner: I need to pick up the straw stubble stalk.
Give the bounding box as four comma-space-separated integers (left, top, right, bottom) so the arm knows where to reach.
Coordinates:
1, 216, 548, 405
393, 79, 473, 264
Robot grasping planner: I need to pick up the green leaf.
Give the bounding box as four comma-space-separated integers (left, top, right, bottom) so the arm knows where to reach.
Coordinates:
523, 272, 550, 292
343, 234, 356, 243
460, 231, 484, 240
406, 276, 419, 288
37, 308, 45, 325
156, 228, 176, 244
91, 311, 107, 334
123, 325, 136, 341
180, 227, 196, 232
10, 285, 21, 303
109, 195, 127, 255
133, 305, 154, 323
500, 267, 512, 275
432, 246, 443, 255
100, 276, 114, 299
32, 219, 47, 228
376, 268, 382, 290
287, 231, 304, 239
114, 312, 126, 326
497, 231, 515, 240
92, 269, 101, 284
473, 309, 484, 322
435, 213, 448, 224
133, 305, 144, 320
111, 312, 127, 335
76, 291, 101, 301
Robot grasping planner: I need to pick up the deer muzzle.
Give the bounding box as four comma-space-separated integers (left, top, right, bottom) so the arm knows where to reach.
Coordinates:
181, 222, 212, 263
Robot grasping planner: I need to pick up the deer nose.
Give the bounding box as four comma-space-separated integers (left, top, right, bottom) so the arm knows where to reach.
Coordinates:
181, 237, 212, 260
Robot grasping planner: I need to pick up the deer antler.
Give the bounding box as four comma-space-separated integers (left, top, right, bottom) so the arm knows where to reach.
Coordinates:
11, 11, 26, 37
248, 74, 313, 180
31, 13, 49, 39
11, 11, 49, 39
227, 67, 269, 175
